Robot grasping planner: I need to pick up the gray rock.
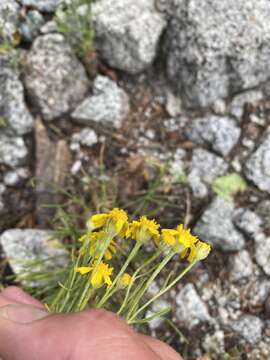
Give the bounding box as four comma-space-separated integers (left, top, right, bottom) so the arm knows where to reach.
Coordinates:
257, 200, 270, 234
229, 250, 253, 283
0, 134, 28, 167
185, 116, 241, 156
203, 331, 225, 356
169, 148, 186, 183
40, 20, 58, 34
72, 76, 130, 129
166, 0, 270, 108
165, 90, 182, 117
3, 167, 30, 186
70, 128, 98, 151
231, 315, 264, 345
146, 299, 170, 330
188, 149, 228, 198
20, 0, 60, 12
20, 10, 45, 42
229, 90, 264, 120
245, 279, 270, 308
233, 208, 263, 239
0, 183, 6, 212
0, 62, 33, 135
0, 229, 68, 285
0, 0, 19, 40
244, 129, 270, 194
23, 34, 89, 121
176, 283, 211, 330
255, 235, 270, 276
194, 197, 245, 252
92, 0, 166, 74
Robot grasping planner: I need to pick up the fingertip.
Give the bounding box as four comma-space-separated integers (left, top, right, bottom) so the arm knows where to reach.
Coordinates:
1, 287, 44, 308
140, 334, 183, 360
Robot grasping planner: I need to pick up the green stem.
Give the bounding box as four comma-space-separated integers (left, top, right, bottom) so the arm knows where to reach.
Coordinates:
96, 241, 142, 308
117, 251, 161, 315
128, 261, 196, 323
126, 250, 176, 320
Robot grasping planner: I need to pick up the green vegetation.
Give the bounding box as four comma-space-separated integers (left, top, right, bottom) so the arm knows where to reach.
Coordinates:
0, 116, 8, 128
212, 173, 247, 201
55, 0, 95, 58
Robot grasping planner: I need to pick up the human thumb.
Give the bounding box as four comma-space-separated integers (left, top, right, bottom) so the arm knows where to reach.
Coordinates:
0, 304, 48, 324
0, 304, 49, 360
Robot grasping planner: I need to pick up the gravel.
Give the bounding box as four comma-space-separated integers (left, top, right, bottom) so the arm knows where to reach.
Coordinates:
229, 90, 264, 120
20, 0, 60, 13
194, 196, 245, 252
20, 10, 45, 42
70, 128, 98, 151
72, 76, 130, 129
92, 0, 166, 74
0, 135, 28, 168
23, 34, 89, 121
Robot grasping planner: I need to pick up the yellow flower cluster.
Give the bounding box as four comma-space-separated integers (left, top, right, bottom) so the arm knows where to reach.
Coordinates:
75, 208, 211, 288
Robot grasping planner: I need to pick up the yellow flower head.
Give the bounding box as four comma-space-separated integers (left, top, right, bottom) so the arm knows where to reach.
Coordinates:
176, 224, 198, 253
89, 231, 117, 261
127, 216, 160, 243
87, 208, 128, 236
188, 241, 211, 263
119, 273, 134, 289
75, 261, 113, 288
160, 229, 179, 247
91, 261, 114, 288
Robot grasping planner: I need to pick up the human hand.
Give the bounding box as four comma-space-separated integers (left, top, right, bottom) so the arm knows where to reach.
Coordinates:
0, 287, 182, 360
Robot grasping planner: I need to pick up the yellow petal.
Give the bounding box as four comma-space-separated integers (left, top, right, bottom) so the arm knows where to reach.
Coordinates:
90, 214, 108, 228
75, 267, 91, 275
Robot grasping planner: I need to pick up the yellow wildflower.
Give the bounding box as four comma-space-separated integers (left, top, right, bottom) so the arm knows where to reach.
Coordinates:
119, 273, 134, 289
91, 262, 113, 288
188, 241, 211, 263
89, 231, 117, 261
75, 261, 113, 288
176, 224, 198, 249
87, 208, 128, 236
127, 216, 160, 243
160, 229, 179, 247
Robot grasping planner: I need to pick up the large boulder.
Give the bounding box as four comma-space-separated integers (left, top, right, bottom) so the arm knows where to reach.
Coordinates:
92, 0, 166, 74
23, 34, 89, 121
165, 0, 270, 108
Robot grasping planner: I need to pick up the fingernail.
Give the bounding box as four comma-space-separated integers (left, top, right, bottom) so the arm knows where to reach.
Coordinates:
0, 304, 49, 324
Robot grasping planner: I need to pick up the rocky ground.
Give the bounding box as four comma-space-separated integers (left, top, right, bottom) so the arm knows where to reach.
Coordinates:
1, 0, 270, 359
